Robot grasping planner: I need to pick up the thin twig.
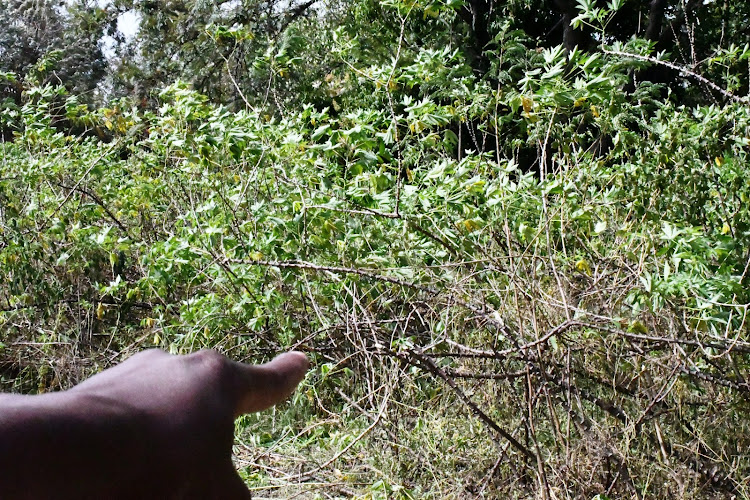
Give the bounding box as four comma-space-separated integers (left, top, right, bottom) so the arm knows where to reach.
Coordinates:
406, 349, 537, 463
604, 49, 750, 105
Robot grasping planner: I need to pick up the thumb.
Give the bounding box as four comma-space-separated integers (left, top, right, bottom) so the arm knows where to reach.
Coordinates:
232, 351, 309, 416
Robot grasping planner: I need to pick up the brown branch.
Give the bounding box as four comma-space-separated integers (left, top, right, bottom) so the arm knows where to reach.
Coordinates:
275, 0, 320, 38
658, 0, 702, 49
680, 365, 750, 393
582, 321, 750, 354
233, 257, 515, 338
57, 183, 133, 240
443, 368, 527, 380
549, 361, 738, 493
406, 349, 538, 463
235, 257, 439, 291
549, 371, 629, 424
1, 297, 153, 313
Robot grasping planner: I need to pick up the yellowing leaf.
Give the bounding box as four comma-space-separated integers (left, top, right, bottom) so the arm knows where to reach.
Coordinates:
522, 96, 533, 113
628, 320, 648, 334
96, 302, 105, 320
424, 5, 439, 18
721, 222, 731, 234
575, 259, 591, 275
460, 219, 481, 232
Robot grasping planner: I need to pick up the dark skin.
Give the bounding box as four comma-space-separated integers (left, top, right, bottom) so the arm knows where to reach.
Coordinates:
0, 349, 309, 499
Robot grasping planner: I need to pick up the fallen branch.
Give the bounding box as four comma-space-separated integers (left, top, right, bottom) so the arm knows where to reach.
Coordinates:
405, 349, 538, 463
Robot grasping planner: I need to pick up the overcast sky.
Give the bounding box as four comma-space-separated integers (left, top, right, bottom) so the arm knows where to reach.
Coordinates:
117, 9, 141, 40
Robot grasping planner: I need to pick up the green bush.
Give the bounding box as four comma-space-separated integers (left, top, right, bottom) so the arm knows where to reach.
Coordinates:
2, 1, 750, 497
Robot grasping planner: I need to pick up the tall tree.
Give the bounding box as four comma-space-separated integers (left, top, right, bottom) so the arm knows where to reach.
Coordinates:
109, 0, 336, 109
0, 0, 113, 99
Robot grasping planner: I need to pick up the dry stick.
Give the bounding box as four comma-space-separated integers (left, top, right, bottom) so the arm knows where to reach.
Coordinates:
235, 258, 436, 291
333, 386, 442, 483
274, 0, 320, 40
679, 364, 750, 393
524, 367, 551, 499
218, 48, 252, 109
550, 366, 738, 494
233, 258, 515, 338
443, 368, 528, 380
278, 383, 391, 483
632, 363, 681, 432
477, 439, 514, 496
557, 390, 644, 500
1, 297, 153, 314
56, 183, 133, 240
583, 321, 750, 354
549, 369, 628, 424
51, 142, 119, 220
436, 320, 581, 360
232, 260, 744, 487
604, 50, 750, 105
405, 349, 537, 463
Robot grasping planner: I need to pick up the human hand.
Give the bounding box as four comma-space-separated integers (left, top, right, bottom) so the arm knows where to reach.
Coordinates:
0, 349, 309, 499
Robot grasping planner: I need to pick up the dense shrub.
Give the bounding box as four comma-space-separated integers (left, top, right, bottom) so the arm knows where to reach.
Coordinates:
2, 0, 750, 497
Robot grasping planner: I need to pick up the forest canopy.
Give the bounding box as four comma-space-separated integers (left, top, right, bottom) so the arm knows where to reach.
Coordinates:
2, 0, 750, 497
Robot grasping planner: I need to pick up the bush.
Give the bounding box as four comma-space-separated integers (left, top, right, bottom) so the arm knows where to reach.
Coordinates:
2, 1, 750, 497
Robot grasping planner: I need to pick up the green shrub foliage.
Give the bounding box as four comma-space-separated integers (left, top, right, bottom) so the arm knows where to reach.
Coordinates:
2, 0, 750, 497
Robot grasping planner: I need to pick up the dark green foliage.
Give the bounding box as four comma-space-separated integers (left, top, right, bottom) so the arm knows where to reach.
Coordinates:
0, 0, 111, 99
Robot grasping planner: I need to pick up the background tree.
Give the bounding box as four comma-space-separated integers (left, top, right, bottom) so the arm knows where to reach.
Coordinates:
0, 0, 112, 99
107, 0, 340, 109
